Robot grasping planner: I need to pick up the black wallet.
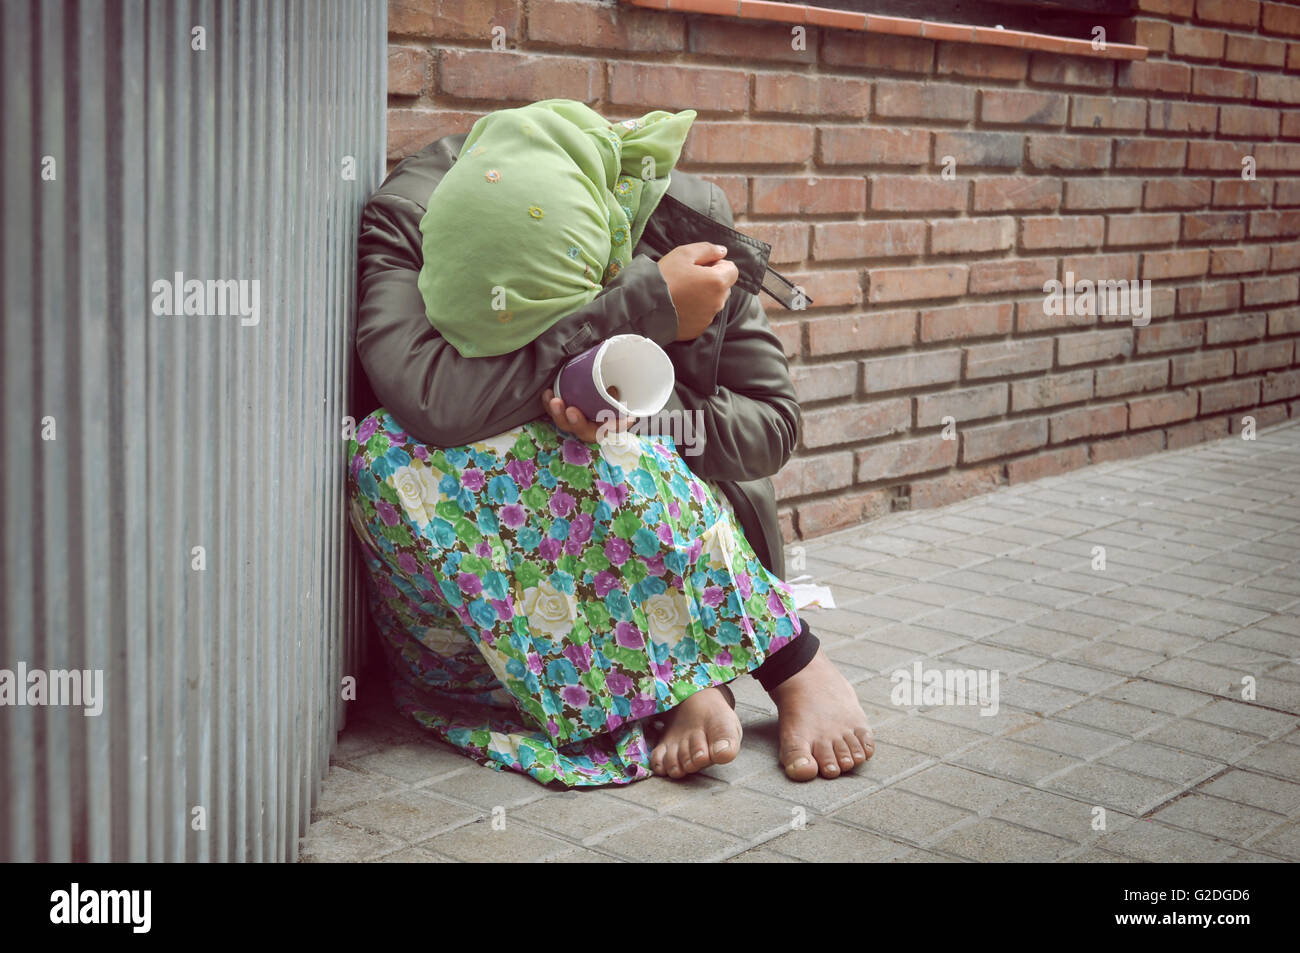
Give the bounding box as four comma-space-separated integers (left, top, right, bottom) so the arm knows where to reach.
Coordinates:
650, 192, 814, 312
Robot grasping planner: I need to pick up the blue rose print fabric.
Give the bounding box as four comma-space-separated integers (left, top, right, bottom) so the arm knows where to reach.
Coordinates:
345, 408, 804, 787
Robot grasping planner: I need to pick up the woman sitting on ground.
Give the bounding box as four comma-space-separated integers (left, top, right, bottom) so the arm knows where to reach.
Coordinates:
346, 99, 873, 787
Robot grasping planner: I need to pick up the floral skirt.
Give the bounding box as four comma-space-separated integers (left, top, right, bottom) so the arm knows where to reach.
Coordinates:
345, 408, 802, 787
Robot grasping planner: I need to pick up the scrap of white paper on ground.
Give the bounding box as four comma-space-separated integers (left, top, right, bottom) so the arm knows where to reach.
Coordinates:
785, 575, 836, 610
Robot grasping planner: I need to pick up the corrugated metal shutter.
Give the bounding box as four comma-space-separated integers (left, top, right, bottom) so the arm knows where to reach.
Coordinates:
0, 0, 385, 862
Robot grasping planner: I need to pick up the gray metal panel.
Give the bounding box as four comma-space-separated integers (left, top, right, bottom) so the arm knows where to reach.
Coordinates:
1, 0, 386, 862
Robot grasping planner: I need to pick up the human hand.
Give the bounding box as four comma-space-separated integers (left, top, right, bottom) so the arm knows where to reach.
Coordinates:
656, 242, 739, 342
541, 389, 637, 443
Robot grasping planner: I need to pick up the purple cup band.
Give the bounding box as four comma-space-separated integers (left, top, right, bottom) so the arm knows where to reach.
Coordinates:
554, 344, 621, 423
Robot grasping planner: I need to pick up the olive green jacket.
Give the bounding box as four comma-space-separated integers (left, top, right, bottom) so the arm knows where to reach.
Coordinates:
355, 133, 801, 578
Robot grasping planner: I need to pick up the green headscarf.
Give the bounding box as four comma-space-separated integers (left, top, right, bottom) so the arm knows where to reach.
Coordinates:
417, 99, 696, 358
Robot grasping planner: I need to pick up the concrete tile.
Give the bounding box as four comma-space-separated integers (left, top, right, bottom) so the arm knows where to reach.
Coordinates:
852, 594, 944, 624
851, 741, 934, 788
697, 739, 780, 785
423, 819, 574, 862
1034, 610, 1128, 639
1102, 820, 1238, 863
996, 675, 1089, 717
1257, 614, 1300, 636
314, 766, 405, 816
913, 608, 1010, 639
865, 622, 969, 655
544, 847, 625, 862
1218, 587, 1300, 612
1063, 640, 1165, 675
1197, 769, 1300, 814
1102, 679, 1212, 716
1060, 696, 1175, 733
952, 738, 1083, 785
1107, 624, 1201, 656
937, 567, 1031, 590
931, 817, 1076, 862
722, 846, 803, 863
762, 818, 912, 862
828, 639, 925, 675
890, 848, 966, 862
1144, 658, 1248, 696
1006, 720, 1128, 760
987, 625, 1090, 657
1223, 624, 1300, 657
873, 712, 987, 759
1106, 585, 1197, 613
807, 606, 894, 638
350, 740, 472, 784
588, 816, 744, 862
370, 846, 448, 863
1036, 571, 1124, 595
884, 582, 991, 608
954, 594, 1048, 623
1145, 719, 1265, 763
831, 787, 971, 844
1023, 660, 1129, 695
1250, 677, 1300, 713
1218, 848, 1289, 862
993, 788, 1134, 844
1043, 764, 1181, 815
1098, 742, 1222, 785
340, 788, 481, 843
605, 773, 726, 811
1061, 847, 1141, 862
927, 701, 1038, 736
512, 790, 653, 843
299, 818, 405, 863
669, 787, 804, 841
426, 763, 553, 811
937, 644, 1045, 675
896, 764, 1023, 814
1251, 819, 1300, 860
1065, 596, 1163, 624
1238, 739, 1300, 781
1152, 794, 1285, 845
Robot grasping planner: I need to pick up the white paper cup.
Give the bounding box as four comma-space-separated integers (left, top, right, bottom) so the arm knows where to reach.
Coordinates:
553, 333, 675, 422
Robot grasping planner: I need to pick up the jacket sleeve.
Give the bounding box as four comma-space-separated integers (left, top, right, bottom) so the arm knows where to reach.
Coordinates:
651, 183, 802, 483
355, 188, 680, 448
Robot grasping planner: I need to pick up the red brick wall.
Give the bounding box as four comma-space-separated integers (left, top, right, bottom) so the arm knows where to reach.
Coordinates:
386, 0, 1300, 541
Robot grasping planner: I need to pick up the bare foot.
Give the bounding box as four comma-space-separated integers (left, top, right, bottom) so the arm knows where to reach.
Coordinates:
769, 648, 874, 780
648, 684, 741, 779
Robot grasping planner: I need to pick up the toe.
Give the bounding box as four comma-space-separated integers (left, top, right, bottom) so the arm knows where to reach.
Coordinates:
662, 743, 684, 779
683, 729, 710, 772
704, 714, 741, 765
832, 736, 855, 772
844, 731, 868, 765
676, 738, 698, 776
813, 739, 840, 778
650, 742, 668, 776
856, 726, 876, 760
780, 738, 818, 781
707, 730, 739, 765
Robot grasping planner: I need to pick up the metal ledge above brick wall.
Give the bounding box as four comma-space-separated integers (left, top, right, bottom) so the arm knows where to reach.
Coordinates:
625, 0, 1149, 60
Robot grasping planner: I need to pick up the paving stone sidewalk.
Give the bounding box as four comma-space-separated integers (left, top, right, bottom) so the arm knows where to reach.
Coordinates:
301, 422, 1300, 863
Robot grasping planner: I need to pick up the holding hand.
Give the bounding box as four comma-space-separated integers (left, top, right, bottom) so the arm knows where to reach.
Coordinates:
657, 242, 739, 342
541, 389, 637, 443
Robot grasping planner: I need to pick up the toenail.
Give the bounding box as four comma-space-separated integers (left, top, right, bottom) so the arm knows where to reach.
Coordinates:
694, 750, 706, 760
712, 740, 731, 752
